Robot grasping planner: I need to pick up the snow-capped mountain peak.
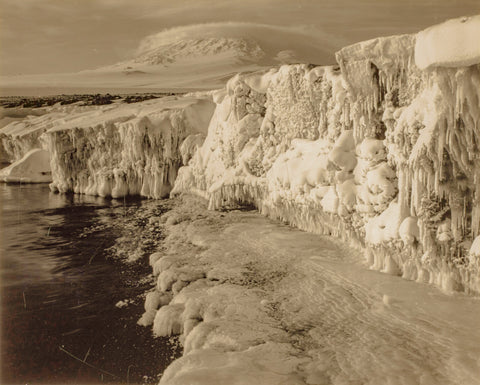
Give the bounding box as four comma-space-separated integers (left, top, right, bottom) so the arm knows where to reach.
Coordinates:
132, 37, 266, 66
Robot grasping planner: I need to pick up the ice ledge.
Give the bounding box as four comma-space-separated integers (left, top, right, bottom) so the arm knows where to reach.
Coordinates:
415, 15, 480, 70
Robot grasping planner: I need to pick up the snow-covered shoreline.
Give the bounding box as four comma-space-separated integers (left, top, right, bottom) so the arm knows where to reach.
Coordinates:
137, 194, 480, 385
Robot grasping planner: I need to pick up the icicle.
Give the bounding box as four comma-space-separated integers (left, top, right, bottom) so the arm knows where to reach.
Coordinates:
387, 72, 393, 93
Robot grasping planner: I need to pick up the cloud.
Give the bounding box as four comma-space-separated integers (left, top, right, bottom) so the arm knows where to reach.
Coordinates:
134, 21, 346, 65
137, 22, 312, 52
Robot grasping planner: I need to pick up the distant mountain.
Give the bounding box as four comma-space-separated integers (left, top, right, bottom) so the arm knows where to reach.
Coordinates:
0, 23, 339, 94
132, 37, 266, 66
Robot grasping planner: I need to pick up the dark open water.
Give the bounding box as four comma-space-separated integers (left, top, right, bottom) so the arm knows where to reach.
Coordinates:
0, 184, 177, 385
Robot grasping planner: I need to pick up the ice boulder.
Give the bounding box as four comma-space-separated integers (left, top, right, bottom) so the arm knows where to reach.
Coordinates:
0, 149, 51, 183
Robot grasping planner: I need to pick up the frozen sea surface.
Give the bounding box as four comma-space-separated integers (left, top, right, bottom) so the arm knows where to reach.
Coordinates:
151, 196, 480, 385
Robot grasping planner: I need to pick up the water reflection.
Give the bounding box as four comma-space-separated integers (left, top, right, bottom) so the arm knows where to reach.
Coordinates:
1, 184, 109, 287
0, 184, 173, 384
0, 184, 140, 287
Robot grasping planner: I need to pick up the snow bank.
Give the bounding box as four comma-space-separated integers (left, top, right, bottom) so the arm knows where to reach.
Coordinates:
173, 16, 480, 293
415, 15, 480, 70
0, 149, 51, 183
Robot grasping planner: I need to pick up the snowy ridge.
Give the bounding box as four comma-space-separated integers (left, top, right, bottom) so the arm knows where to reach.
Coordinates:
173, 17, 480, 294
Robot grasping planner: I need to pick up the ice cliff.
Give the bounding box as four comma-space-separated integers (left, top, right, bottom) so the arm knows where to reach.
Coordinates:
0, 104, 107, 182
0, 103, 117, 163
0, 108, 61, 163
42, 96, 215, 198
172, 15, 480, 293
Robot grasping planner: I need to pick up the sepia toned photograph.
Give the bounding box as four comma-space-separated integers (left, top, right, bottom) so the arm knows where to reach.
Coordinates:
1, 1, 480, 384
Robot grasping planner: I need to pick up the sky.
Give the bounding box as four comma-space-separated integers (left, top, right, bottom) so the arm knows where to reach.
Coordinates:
0, 0, 479, 75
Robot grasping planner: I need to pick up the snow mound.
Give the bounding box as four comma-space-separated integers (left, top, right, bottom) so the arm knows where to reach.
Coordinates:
415, 15, 480, 70
0, 149, 51, 183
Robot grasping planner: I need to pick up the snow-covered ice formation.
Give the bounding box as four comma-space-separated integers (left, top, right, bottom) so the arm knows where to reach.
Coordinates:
1, 108, 57, 163
42, 96, 215, 198
415, 15, 480, 70
0, 103, 115, 163
0, 96, 217, 196
172, 16, 480, 293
